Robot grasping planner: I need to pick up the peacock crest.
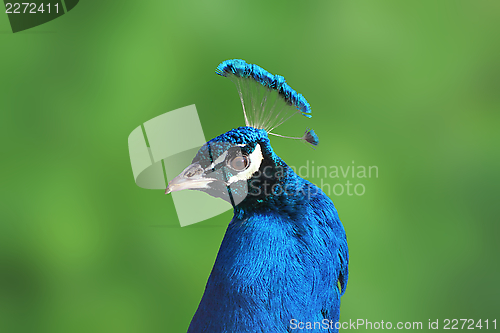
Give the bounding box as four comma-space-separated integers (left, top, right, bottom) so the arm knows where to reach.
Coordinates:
216, 59, 319, 147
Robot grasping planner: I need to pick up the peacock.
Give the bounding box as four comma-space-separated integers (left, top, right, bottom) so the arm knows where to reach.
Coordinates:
166, 59, 349, 333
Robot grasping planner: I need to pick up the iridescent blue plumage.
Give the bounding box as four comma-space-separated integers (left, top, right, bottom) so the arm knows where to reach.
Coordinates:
185, 127, 348, 333
216, 59, 312, 133
304, 129, 320, 146
166, 61, 348, 333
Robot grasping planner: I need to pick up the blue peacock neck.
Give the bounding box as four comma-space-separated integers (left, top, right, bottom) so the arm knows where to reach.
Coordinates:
232, 157, 318, 222
190, 172, 334, 332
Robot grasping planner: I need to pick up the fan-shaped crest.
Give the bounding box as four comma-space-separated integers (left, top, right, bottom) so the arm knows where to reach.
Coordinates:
216, 59, 312, 133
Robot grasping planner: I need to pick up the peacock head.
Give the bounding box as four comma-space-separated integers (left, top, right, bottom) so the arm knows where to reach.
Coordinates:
165, 59, 319, 208
165, 126, 287, 207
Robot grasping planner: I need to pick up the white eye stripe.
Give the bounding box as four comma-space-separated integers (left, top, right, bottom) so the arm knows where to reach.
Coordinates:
227, 144, 263, 184
214, 151, 228, 165
204, 144, 248, 171
205, 151, 228, 171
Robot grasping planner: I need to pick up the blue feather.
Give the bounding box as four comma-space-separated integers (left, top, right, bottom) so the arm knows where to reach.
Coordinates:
185, 127, 348, 333
216, 59, 312, 131
303, 129, 319, 146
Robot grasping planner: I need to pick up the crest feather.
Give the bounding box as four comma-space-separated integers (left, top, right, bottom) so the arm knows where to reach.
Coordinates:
216, 59, 312, 132
303, 129, 319, 146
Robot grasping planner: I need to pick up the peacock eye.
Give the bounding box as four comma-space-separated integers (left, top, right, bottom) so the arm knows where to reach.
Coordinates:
228, 155, 249, 171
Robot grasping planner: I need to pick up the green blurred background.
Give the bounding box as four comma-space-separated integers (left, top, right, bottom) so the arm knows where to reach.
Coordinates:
1, 1, 499, 332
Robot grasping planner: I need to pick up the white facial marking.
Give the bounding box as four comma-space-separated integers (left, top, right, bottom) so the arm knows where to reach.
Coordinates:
227, 144, 263, 184
205, 151, 228, 171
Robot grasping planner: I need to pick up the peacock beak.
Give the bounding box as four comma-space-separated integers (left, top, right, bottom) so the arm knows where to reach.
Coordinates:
165, 163, 216, 194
